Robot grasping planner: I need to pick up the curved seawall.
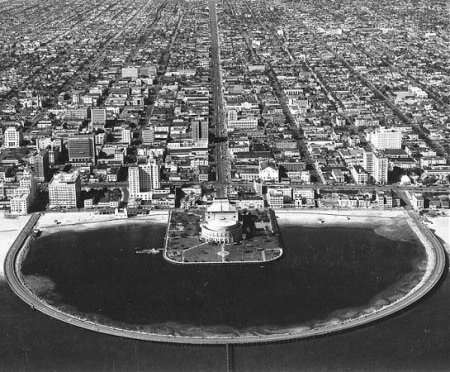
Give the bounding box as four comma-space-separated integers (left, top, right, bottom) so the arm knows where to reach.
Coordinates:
4, 210, 446, 344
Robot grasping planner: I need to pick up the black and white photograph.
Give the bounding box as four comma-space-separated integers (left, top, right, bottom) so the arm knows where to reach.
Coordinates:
0, 0, 449, 370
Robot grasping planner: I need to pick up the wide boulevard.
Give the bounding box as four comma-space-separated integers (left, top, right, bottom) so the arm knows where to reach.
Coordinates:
209, 0, 230, 198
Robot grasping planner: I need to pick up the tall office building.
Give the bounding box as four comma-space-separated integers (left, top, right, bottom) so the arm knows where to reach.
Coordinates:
10, 168, 37, 215
3, 126, 23, 148
140, 160, 160, 191
227, 109, 238, 122
367, 127, 402, 150
191, 119, 209, 141
363, 148, 388, 184
91, 108, 107, 126
128, 166, 140, 197
48, 171, 81, 208
121, 126, 132, 145
128, 159, 160, 198
67, 134, 96, 165
33, 149, 50, 182
141, 126, 155, 144
376, 155, 389, 184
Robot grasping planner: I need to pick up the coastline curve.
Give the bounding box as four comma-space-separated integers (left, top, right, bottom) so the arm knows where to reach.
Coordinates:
4, 210, 446, 345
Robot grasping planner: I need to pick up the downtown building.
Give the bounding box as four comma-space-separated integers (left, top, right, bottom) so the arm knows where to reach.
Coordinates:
141, 126, 155, 145
226, 110, 258, 131
48, 171, 81, 208
363, 147, 389, 184
67, 134, 96, 166
191, 118, 209, 142
121, 126, 132, 145
90, 108, 107, 129
128, 159, 160, 200
3, 126, 23, 148
366, 127, 403, 150
33, 149, 50, 182
9, 168, 37, 215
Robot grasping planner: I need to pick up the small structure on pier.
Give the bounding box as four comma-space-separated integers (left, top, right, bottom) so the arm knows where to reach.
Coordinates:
201, 198, 242, 244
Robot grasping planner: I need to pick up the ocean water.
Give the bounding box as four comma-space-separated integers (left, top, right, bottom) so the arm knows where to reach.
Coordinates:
0, 222, 448, 371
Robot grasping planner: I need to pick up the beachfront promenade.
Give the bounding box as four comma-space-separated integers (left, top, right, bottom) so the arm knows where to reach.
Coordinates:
3, 208, 446, 344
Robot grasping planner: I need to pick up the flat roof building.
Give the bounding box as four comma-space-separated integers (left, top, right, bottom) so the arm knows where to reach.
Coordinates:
48, 171, 81, 208
67, 134, 96, 165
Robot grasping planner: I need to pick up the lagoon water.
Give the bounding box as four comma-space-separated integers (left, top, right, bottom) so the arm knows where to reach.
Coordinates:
20, 222, 425, 334
1, 222, 448, 370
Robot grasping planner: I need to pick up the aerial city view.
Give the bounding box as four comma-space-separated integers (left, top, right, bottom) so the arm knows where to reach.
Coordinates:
0, 0, 449, 370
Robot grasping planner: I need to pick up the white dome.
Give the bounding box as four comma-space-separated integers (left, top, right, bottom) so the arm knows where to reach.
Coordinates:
204, 218, 238, 231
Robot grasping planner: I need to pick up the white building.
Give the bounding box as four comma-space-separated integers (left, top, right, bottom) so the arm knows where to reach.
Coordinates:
10, 168, 37, 215
10, 194, 30, 215
259, 161, 279, 182
363, 149, 388, 183
350, 165, 369, 185
3, 126, 23, 148
367, 127, 402, 150
128, 166, 140, 198
48, 171, 81, 208
91, 108, 107, 126
293, 188, 315, 207
121, 67, 139, 79
128, 159, 160, 199
141, 126, 155, 144
201, 199, 242, 243
227, 109, 258, 131
233, 197, 264, 210
121, 126, 132, 145
227, 117, 258, 131
267, 190, 284, 208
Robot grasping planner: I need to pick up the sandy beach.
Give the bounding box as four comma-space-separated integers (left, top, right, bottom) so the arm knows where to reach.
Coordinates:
0, 212, 32, 277
36, 210, 169, 235
275, 209, 415, 241
276, 209, 406, 227
425, 215, 450, 253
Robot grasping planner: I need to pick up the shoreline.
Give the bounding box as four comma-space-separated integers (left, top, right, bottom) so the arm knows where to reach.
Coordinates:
275, 208, 406, 225
275, 208, 417, 242
3, 208, 447, 344
424, 215, 450, 254
0, 212, 33, 278
36, 211, 169, 235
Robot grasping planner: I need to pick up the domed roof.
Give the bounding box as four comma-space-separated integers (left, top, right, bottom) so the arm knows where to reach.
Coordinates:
204, 218, 239, 231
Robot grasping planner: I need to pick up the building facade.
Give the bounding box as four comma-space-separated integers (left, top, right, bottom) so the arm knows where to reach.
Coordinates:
3, 126, 23, 148
128, 159, 160, 198
367, 127, 402, 150
90, 108, 107, 126
48, 171, 81, 208
33, 149, 49, 182
9, 168, 37, 215
201, 199, 243, 243
191, 119, 209, 141
67, 134, 96, 165
363, 148, 388, 184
